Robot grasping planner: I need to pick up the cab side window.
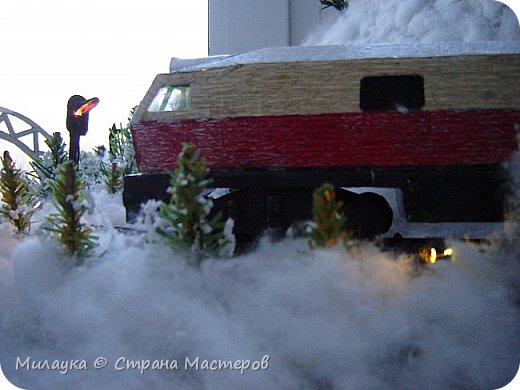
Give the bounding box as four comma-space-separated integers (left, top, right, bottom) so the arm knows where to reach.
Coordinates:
360, 75, 424, 112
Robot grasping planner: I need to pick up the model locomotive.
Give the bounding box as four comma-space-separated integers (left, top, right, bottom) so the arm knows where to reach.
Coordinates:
124, 43, 520, 243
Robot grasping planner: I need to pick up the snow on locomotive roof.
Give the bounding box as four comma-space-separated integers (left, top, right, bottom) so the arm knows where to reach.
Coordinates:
170, 42, 520, 73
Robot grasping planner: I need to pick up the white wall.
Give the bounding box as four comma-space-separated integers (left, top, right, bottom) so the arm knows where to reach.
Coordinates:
288, 0, 323, 47
209, 0, 335, 55
209, 0, 289, 55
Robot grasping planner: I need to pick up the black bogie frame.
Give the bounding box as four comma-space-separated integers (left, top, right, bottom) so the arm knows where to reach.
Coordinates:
123, 163, 507, 246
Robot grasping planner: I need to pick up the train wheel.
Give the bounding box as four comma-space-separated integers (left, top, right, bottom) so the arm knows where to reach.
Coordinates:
336, 189, 393, 239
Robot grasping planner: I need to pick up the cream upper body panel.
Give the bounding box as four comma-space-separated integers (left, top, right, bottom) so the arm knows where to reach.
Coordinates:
133, 43, 520, 123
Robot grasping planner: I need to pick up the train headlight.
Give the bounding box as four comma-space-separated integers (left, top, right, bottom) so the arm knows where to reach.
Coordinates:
418, 245, 453, 264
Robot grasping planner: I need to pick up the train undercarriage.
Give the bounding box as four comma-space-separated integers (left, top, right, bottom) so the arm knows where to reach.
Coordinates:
123, 163, 508, 256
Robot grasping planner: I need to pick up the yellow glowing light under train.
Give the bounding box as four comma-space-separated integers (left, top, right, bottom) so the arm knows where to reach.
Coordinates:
418, 246, 454, 265
428, 248, 437, 264
424, 247, 454, 264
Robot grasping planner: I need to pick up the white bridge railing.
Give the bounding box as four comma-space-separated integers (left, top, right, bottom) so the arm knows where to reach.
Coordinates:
0, 107, 50, 159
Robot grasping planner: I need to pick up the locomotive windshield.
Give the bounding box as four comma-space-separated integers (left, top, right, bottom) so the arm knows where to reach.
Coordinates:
148, 85, 191, 112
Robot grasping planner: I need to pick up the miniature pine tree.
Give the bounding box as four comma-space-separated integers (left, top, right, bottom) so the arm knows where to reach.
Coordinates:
0, 151, 39, 234
157, 143, 235, 264
108, 121, 137, 175
308, 183, 348, 248
94, 145, 107, 158
30, 132, 68, 193
47, 132, 68, 168
99, 117, 138, 193
46, 160, 96, 262
77, 150, 104, 187
320, 0, 348, 12
100, 161, 124, 193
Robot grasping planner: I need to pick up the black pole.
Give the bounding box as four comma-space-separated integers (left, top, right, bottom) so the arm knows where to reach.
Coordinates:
66, 95, 98, 164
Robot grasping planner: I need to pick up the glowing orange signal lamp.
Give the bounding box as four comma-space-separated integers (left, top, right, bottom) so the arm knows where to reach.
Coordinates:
73, 97, 100, 118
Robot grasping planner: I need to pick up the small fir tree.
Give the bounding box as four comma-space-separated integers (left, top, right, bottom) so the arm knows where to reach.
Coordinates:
30, 132, 68, 194
100, 161, 124, 193
108, 119, 137, 175
46, 160, 96, 262
47, 132, 69, 168
0, 151, 39, 234
308, 183, 348, 248
100, 113, 138, 193
94, 145, 107, 158
78, 150, 104, 187
157, 143, 235, 264
320, 0, 348, 12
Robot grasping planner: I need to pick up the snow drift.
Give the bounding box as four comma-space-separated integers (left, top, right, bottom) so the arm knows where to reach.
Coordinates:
0, 158, 519, 389
1, 202, 519, 389
304, 0, 520, 45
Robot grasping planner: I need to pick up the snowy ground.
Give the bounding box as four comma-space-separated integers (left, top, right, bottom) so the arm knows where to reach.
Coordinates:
0, 156, 519, 390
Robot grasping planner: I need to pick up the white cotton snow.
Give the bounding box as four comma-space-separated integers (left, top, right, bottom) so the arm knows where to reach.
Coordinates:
0, 166, 519, 390
0, 229, 518, 389
0, 155, 519, 389
303, 0, 520, 45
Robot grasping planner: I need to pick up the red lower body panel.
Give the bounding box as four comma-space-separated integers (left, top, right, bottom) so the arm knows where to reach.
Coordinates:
131, 110, 519, 172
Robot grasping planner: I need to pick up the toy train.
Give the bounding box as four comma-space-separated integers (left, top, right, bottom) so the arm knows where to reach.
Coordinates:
124, 43, 520, 244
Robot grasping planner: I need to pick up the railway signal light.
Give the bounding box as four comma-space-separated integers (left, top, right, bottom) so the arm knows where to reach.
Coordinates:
66, 95, 99, 164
